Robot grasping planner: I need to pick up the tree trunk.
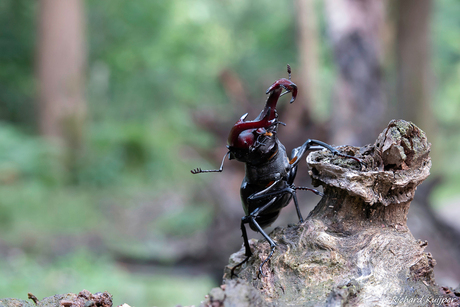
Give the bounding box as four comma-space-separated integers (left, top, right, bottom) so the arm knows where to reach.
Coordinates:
199, 120, 459, 307
293, 0, 320, 123
396, 0, 434, 138
325, 0, 386, 146
37, 0, 86, 151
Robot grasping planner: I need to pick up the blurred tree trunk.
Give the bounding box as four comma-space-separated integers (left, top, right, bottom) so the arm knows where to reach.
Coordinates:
396, 0, 435, 138
394, 0, 460, 285
278, 0, 322, 147
37, 0, 86, 160
291, 0, 320, 125
325, 0, 386, 146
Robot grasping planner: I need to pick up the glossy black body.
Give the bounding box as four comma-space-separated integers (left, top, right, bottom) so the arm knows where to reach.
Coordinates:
240, 138, 294, 230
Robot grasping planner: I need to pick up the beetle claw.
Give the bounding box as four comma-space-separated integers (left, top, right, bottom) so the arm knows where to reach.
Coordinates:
191, 168, 202, 174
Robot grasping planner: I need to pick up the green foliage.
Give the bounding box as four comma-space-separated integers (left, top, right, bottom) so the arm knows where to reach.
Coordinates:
0, 123, 63, 185
0, 0, 36, 126
76, 109, 212, 187
153, 202, 213, 238
431, 0, 460, 206
85, 0, 298, 121
0, 0, 311, 303
433, 0, 460, 127
0, 120, 212, 244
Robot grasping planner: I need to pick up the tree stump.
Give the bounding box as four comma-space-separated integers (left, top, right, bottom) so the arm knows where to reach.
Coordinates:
200, 120, 460, 307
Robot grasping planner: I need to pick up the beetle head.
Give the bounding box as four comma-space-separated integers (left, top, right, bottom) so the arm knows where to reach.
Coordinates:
227, 115, 279, 163
226, 66, 297, 163
226, 110, 277, 161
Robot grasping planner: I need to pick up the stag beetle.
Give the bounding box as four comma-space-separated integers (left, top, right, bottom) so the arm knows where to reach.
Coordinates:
191, 65, 362, 277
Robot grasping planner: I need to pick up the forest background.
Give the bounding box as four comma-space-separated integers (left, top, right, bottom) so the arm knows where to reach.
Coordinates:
1, 0, 460, 306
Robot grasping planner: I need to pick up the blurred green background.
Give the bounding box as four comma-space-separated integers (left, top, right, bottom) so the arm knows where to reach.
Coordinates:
1, 0, 460, 306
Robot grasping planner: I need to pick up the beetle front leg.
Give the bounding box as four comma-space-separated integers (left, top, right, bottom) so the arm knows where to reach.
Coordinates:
191, 151, 230, 174
247, 179, 283, 203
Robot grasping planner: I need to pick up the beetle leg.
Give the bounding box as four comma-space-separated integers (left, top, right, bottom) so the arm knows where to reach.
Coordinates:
291, 186, 324, 223
238, 183, 323, 277
289, 139, 363, 170
308, 140, 363, 169
247, 179, 283, 202
295, 186, 324, 197
252, 133, 269, 150
247, 216, 277, 278
191, 151, 230, 174
231, 194, 281, 278
231, 212, 277, 278
290, 188, 304, 223
275, 120, 286, 126
247, 185, 324, 224
249, 186, 304, 222
248, 183, 302, 203
230, 216, 253, 278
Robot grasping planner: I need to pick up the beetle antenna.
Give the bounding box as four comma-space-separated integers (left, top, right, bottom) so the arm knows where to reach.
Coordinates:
287, 64, 292, 80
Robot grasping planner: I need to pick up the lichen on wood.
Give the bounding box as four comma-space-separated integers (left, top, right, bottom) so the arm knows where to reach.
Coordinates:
200, 120, 460, 307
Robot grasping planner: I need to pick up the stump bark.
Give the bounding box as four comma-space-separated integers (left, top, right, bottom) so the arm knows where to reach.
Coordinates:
200, 120, 460, 307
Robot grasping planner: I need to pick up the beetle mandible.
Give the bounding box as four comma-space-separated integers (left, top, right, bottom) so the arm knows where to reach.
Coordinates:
191, 65, 362, 277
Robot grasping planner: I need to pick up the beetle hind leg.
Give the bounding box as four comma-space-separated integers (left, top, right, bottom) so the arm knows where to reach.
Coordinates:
248, 216, 277, 278
258, 244, 276, 278
295, 186, 324, 197
231, 213, 279, 278
230, 255, 251, 278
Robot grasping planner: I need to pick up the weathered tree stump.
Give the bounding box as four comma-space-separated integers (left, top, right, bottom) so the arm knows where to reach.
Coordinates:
200, 120, 460, 307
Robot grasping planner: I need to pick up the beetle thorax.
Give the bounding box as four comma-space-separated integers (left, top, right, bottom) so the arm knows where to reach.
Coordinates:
243, 140, 290, 183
